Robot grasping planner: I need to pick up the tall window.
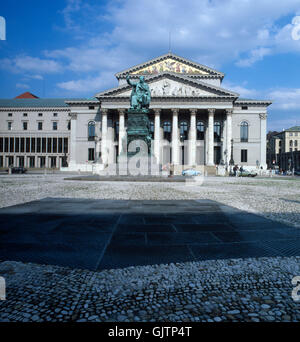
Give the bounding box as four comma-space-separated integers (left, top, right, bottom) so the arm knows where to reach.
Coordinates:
290, 140, 293, 147
38, 122, 43, 130
241, 149, 248, 162
214, 121, 221, 142
240, 121, 248, 142
53, 122, 58, 130
197, 121, 205, 140
88, 148, 95, 161
8, 122, 12, 130
180, 121, 188, 142
23, 122, 28, 131
163, 121, 171, 142
67, 121, 71, 130
88, 121, 95, 140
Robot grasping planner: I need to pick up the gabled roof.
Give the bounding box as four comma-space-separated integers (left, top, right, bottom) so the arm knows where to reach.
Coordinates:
15, 92, 39, 99
115, 52, 224, 79
96, 72, 238, 98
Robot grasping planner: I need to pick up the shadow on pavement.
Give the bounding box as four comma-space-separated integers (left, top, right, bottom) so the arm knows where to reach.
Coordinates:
0, 198, 299, 271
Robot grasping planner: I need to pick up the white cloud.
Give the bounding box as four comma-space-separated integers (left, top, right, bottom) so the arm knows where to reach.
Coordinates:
268, 88, 300, 110
16, 83, 30, 89
0, 56, 62, 74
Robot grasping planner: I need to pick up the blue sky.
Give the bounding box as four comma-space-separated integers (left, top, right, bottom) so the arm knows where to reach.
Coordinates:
1, 0, 300, 131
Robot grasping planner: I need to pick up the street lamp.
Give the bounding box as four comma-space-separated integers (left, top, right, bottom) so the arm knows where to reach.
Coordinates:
229, 138, 234, 166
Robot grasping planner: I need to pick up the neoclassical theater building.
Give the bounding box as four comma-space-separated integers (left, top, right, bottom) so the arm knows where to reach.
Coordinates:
0, 53, 272, 173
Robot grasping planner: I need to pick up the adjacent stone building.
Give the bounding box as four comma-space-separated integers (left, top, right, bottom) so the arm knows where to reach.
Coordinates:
268, 126, 300, 171
0, 53, 272, 173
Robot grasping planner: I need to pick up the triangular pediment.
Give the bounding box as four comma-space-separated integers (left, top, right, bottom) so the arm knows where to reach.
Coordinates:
95, 73, 239, 98
115, 53, 224, 78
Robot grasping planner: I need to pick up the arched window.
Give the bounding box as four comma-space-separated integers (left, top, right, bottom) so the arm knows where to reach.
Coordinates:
295, 140, 298, 147
197, 121, 205, 140
163, 121, 171, 142
150, 121, 154, 140
290, 140, 293, 147
214, 121, 221, 142
240, 121, 248, 142
180, 121, 188, 142
88, 121, 95, 140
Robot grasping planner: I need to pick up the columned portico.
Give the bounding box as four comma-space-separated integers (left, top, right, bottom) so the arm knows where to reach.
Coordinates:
207, 108, 215, 166
172, 109, 179, 164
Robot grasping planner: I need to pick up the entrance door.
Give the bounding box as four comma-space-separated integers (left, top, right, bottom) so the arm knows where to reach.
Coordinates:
214, 147, 221, 165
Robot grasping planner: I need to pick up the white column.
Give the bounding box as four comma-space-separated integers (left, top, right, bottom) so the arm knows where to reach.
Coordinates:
172, 109, 179, 164
207, 108, 215, 166
69, 113, 77, 168
154, 109, 161, 163
226, 109, 233, 165
260, 113, 267, 168
118, 109, 126, 155
101, 109, 108, 165
189, 109, 197, 166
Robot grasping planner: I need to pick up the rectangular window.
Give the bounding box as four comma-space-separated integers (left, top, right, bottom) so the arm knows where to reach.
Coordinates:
88, 148, 95, 161
4, 138, 9, 152
26, 138, 30, 153
241, 149, 248, 163
53, 138, 57, 153
29, 157, 35, 168
89, 106, 95, 110
31, 138, 36, 153
0, 137, 3, 152
242, 106, 248, 110
53, 113, 58, 117
42, 138, 46, 153
63, 138, 68, 153
38, 113, 43, 117
9, 138, 14, 153
0, 156, 3, 167
18, 156, 24, 167
23, 113, 28, 117
8, 122, 12, 130
53, 122, 58, 130
47, 138, 52, 153
38, 122, 43, 130
40, 156, 45, 168
58, 138, 63, 153
23, 122, 28, 130
8, 113, 12, 117
37, 138, 41, 153
15, 138, 19, 153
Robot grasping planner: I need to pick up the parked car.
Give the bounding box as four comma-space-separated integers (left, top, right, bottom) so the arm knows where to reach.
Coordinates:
182, 168, 201, 176
238, 169, 257, 177
294, 170, 300, 176
6, 167, 27, 174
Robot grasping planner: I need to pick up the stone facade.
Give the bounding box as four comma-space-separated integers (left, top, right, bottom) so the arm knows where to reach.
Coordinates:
0, 53, 272, 173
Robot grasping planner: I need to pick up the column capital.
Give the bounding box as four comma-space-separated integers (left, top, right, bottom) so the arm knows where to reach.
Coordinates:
172, 108, 179, 115
70, 113, 77, 120
153, 108, 161, 115
208, 108, 216, 116
118, 108, 126, 115
101, 108, 108, 115
259, 113, 267, 120
226, 108, 233, 115
190, 108, 197, 115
